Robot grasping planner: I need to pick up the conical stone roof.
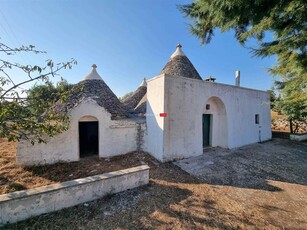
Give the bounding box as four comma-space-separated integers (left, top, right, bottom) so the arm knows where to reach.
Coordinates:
134, 93, 147, 114
122, 78, 147, 112
63, 65, 128, 119
160, 44, 202, 80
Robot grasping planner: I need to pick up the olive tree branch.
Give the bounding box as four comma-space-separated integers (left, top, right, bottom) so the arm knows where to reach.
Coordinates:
0, 59, 76, 99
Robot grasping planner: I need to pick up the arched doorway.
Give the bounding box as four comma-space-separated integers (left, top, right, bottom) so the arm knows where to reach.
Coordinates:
203, 97, 228, 148
79, 116, 99, 157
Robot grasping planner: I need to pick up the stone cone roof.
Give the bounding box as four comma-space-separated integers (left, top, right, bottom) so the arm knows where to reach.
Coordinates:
134, 93, 147, 114
160, 44, 202, 80
122, 78, 147, 113
61, 65, 128, 119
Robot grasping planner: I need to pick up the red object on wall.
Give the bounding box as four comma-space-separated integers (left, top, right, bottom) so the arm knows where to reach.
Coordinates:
159, 113, 167, 117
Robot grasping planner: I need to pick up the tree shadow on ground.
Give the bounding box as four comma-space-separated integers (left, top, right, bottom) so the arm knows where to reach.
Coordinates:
0, 176, 26, 193
3, 164, 270, 229
2, 139, 306, 229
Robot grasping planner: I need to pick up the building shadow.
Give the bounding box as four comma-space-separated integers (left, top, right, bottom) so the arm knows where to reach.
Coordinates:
3, 144, 305, 229
3, 176, 267, 230
173, 138, 307, 191
0, 176, 26, 193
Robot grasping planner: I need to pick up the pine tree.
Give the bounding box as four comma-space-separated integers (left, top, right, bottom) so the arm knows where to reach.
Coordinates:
179, 0, 307, 131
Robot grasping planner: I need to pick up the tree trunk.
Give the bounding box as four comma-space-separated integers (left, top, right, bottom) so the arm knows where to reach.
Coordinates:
289, 119, 293, 134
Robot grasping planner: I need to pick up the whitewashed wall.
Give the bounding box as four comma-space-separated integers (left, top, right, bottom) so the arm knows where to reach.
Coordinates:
146, 75, 165, 161
204, 97, 228, 148
17, 73, 271, 165
147, 74, 271, 162
17, 98, 146, 166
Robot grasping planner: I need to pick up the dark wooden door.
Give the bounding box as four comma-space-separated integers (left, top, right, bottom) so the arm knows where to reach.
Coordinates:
79, 121, 98, 157
202, 114, 211, 147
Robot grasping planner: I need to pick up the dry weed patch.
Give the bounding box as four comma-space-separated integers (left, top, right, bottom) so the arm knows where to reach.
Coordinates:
0, 138, 154, 194
1, 138, 307, 229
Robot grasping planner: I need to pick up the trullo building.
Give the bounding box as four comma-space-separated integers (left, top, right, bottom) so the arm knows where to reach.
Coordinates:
17, 45, 272, 165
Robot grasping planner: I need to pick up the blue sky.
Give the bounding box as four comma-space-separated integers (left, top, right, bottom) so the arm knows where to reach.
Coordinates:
0, 0, 276, 97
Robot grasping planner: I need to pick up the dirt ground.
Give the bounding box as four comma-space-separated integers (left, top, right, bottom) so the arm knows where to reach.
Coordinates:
175, 139, 307, 229
0, 138, 155, 194
2, 138, 307, 229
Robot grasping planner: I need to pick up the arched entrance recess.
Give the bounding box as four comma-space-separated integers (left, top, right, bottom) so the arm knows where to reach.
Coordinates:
79, 116, 99, 157
203, 97, 228, 148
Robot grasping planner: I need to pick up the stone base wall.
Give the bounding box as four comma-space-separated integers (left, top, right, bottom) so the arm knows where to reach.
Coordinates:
272, 118, 307, 134
0, 165, 149, 226
290, 133, 307, 142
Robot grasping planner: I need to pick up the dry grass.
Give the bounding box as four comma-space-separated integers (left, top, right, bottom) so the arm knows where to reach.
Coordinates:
0, 138, 26, 194
4, 163, 277, 230
271, 111, 307, 133
1, 139, 307, 229
271, 111, 290, 133
271, 111, 285, 120
0, 138, 154, 194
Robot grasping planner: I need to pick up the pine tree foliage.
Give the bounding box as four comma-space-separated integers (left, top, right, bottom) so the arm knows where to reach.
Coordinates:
180, 0, 307, 130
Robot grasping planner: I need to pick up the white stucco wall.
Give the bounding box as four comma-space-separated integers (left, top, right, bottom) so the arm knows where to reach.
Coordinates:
147, 74, 271, 162
106, 119, 140, 157
17, 98, 145, 166
146, 75, 165, 161
140, 122, 148, 151
17, 73, 271, 165
204, 97, 228, 148
290, 133, 307, 142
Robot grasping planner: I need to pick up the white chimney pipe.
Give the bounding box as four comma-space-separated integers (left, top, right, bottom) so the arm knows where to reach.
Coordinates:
235, 70, 240, 86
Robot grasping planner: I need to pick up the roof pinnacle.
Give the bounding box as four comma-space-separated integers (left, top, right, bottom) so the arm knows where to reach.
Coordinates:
139, 77, 147, 87
171, 43, 186, 58
83, 64, 102, 81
